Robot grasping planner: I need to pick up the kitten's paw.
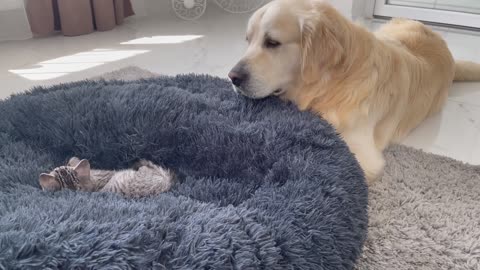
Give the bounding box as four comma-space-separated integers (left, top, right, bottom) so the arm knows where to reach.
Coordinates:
132, 159, 155, 170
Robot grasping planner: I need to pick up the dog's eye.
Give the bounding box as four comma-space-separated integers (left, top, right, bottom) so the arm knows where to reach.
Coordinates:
264, 38, 281, 49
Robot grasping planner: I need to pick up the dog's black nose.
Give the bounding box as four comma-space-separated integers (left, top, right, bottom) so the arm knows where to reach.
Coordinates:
228, 64, 249, 87
228, 71, 244, 87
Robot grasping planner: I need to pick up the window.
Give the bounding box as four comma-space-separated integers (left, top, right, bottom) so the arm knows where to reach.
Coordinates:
374, 0, 480, 28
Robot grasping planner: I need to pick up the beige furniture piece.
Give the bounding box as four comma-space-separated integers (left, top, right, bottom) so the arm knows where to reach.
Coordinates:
57, 0, 94, 36
24, 0, 134, 37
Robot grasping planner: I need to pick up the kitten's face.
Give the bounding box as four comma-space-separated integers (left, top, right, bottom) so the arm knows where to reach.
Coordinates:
39, 158, 93, 192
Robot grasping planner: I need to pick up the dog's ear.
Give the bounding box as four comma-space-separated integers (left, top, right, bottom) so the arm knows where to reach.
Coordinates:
299, 3, 345, 83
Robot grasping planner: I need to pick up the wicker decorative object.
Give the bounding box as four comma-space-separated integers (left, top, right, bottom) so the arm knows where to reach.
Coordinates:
172, 0, 265, 20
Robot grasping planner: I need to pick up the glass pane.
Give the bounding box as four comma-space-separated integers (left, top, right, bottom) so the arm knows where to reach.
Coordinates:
387, 0, 480, 15
388, 0, 435, 9
435, 0, 480, 14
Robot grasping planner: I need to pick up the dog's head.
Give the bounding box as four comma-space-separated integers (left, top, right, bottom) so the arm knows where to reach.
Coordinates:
229, 0, 346, 99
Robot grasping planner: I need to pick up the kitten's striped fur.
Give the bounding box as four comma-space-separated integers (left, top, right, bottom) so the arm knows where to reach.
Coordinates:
39, 157, 175, 198
51, 166, 82, 190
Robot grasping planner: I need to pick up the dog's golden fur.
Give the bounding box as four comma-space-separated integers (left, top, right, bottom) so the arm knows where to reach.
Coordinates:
232, 0, 480, 182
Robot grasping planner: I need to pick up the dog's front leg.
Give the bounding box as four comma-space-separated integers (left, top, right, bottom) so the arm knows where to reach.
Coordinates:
341, 124, 385, 184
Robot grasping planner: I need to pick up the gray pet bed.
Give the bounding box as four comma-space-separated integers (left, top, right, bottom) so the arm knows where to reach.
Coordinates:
0, 75, 368, 269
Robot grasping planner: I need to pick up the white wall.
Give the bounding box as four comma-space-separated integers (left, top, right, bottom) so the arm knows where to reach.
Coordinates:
327, 0, 373, 19
137, 0, 359, 18
0, 0, 31, 42
0, 0, 24, 10
326, 1, 353, 17
137, 0, 372, 22
131, 0, 148, 17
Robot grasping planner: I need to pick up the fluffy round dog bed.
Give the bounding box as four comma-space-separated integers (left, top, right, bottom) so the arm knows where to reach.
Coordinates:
0, 75, 368, 269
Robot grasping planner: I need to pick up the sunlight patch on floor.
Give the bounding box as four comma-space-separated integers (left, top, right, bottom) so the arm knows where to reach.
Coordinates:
120, 35, 203, 45
9, 49, 149, 80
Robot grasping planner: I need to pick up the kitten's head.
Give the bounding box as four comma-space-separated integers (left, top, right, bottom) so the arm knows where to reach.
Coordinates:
39, 158, 93, 192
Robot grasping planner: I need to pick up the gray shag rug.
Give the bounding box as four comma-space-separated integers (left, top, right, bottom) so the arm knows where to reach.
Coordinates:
103, 68, 480, 269
0, 69, 368, 269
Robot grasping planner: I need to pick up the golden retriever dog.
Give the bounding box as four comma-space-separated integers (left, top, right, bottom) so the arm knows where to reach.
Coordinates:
228, 0, 480, 182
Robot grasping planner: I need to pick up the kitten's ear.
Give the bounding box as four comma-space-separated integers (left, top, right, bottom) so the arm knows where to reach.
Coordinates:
39, 173, 60, 191
67, 157, 81, 167
74, 159, 91, 178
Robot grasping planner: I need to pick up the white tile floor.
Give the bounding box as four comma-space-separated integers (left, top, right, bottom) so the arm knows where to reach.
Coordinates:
0, 7, 479, 165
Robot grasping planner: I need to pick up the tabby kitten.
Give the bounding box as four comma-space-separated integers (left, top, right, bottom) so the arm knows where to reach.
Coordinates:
39, 157, 175, 198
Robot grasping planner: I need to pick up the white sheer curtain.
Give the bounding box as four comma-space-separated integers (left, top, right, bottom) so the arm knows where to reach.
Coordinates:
0, 0, 32, 41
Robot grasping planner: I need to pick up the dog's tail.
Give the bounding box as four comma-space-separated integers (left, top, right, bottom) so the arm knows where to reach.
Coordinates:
454, 60, 480, 81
